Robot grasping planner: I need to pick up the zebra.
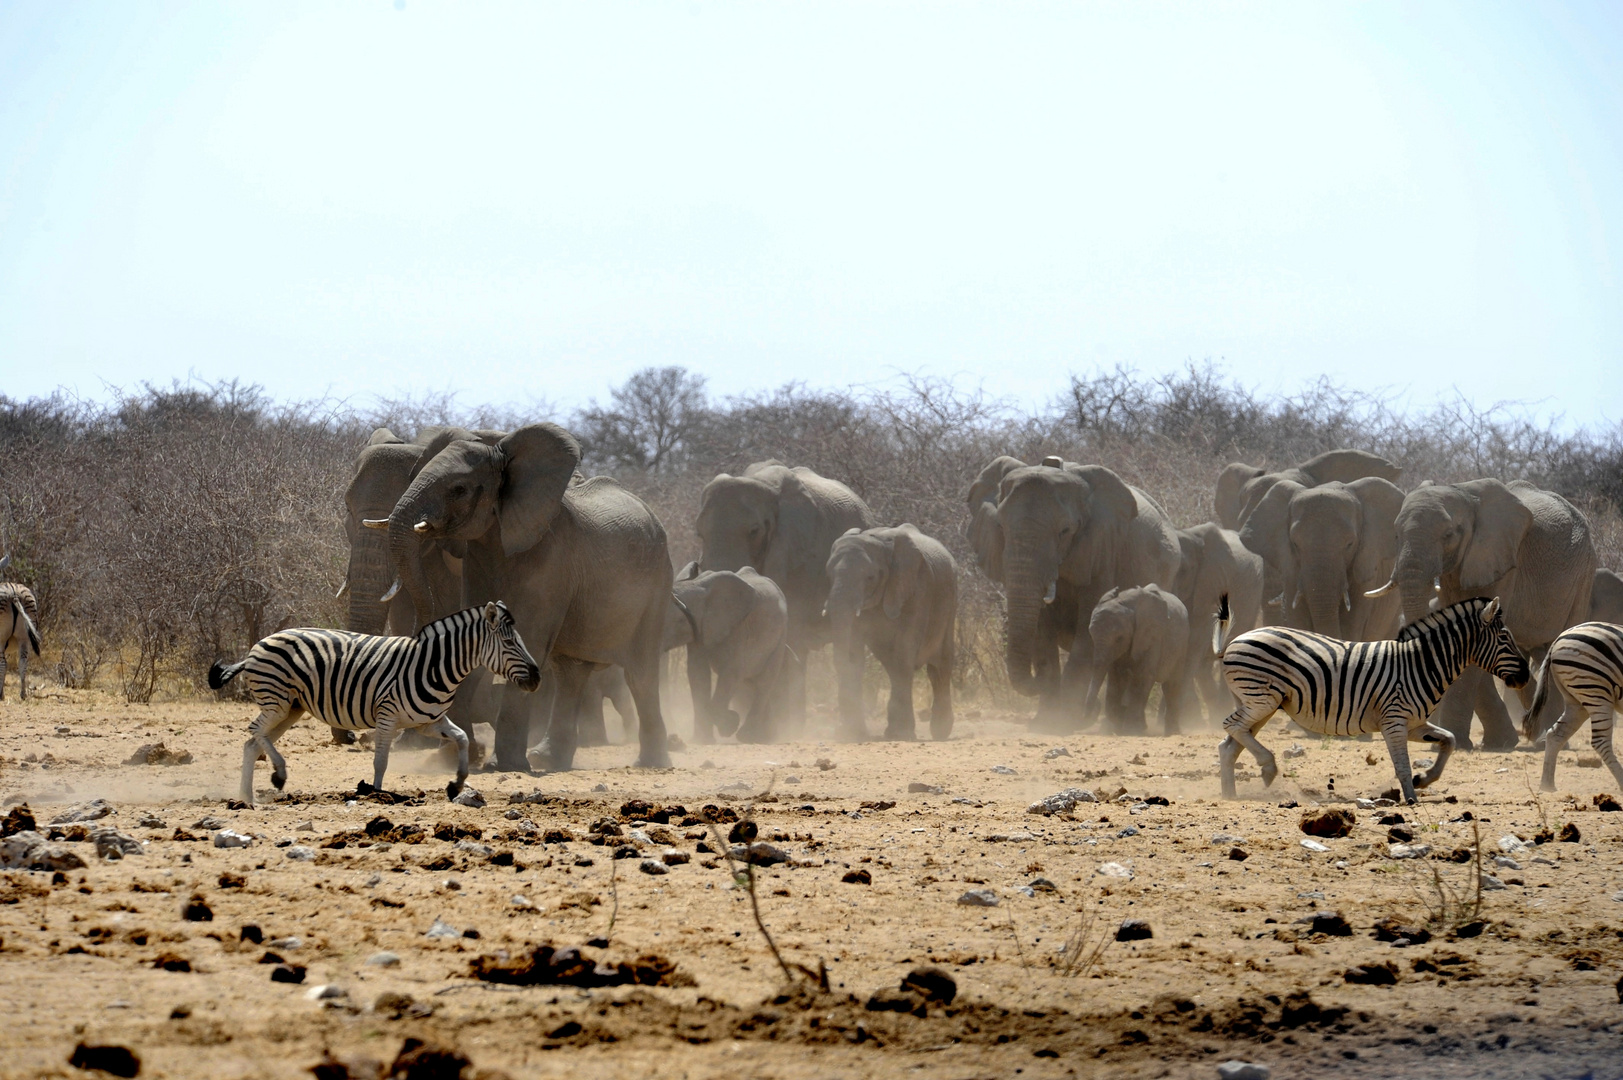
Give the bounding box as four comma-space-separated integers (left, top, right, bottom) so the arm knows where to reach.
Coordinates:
1217, 596, 1530, 804
208, 601, 541, 806
1526, 621, 1623, 794
0, 553, 41, 702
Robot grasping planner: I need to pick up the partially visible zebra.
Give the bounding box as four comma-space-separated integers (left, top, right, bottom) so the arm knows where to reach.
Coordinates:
209, 601, 541, 806
1527, 621, 1623, 794
1217, 596, 1530, 804
0, 552, 41, 701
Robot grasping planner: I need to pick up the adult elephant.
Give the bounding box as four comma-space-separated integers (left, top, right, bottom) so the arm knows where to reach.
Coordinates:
1216, 448, 1403, 531
975, 457, 1181, 731
377, 423, 673, 772
1237, 477, 1404, 641
694, 461, 875, 732
1368, 479, 1596, 750
1591, 568, 1623, 623
1170, 522, 1264, 723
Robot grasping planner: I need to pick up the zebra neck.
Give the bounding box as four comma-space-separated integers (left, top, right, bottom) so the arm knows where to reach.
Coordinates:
409, 616, 482, 708
1399, 627, 1471, 714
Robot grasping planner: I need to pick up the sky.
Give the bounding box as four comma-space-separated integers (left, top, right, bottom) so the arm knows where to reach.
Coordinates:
1, 1, 1621, 427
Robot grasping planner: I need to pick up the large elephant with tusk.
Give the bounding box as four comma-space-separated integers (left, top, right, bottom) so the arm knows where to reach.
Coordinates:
969, 455, 1180, 731
370, 423, 674, 772
1367, 478, 1596, 751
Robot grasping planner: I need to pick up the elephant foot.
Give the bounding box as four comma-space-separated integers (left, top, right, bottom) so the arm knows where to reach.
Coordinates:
1481, 738, 1518, 753
636, 750, 673, 769
1540, 779, 1558, 793
736, 725, 772, 745
716, 710, 741, 738
930, 718, 953, 742
837, 725, 868, 744
883, 727, 916, 742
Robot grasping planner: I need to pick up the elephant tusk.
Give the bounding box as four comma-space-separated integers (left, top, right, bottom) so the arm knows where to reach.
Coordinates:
1343, 587, 1351, 612
379, 579, 402, 603
334, 579, 349, 600
1363, 576, 1397, 598
413, 521, 431, 534
1433, 577, 1441, 593
1043, 581, 1057, 605
361, 518, 390, 530
1265, 593, 1284, 608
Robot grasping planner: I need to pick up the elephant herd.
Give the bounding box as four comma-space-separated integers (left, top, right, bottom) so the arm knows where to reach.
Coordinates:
336, 425, 1611, 773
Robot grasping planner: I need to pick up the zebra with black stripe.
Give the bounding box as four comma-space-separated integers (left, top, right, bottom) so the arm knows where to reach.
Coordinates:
1527, 621, 1623, 794
209, 601, 541, 806
0, 553, 40, 701
1217, 596, 1530, 804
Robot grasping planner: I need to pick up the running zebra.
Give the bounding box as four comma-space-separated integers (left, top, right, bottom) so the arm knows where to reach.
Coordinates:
0, 552, 41, 701
1527, 621, 1623, 794
1217, 596, 1529, 804
209, 601, 541, 806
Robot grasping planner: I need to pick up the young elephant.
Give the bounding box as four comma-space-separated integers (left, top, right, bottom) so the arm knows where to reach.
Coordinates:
824, 525, 958, 741
664, 566, 789, 744
1083, 585, 1189, 735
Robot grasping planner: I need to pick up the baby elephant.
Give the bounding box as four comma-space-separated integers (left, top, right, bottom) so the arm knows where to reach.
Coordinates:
1084, 585, 1189, 735
665, 566, 789, 744
824, 524, 957, 741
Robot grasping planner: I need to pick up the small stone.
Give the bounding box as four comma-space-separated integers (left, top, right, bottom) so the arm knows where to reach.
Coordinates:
1343, 962, 1398, 985
1282, 743, 1306, 759
661, 849, 690, 865
592, 783, 608, 792
285, 846, 315, 861
67, 1044, 141, 1078
270, 964, 306, 984
366, 952, 401, 967
1217, 1063, 1270, 1080
294, 819, 315, 832
510, 895, 536, 910
638, 858, 668, 876
956, 888, 999, 907
1493, 855, 1521, 870
1299, 808, 1355, 838
425, 918, 460, 939
1115, 826, 1139, 838
1302, 912, 1352, 936
842, 868, 872, 885
1096, 862, 1133, 879
1227, 847, 1249, 862
1210, 832, 1246, 845
990, 765, 1017, 775
1386, 843, 1430, 859
901, 965, 957, 1003
213, 829, 253, 849
181, 894, 213, 922
1027, 788, 1095, 815
1115, 919, 1153, 942
908, 782, 944, 794
783, 775, 800, 783
92, 827, 142, 859
1042, 746, 1071, 760
1016, 885, 1036, 897
1028, 877, 1059, 893
135, 813, 166, 829
192, 816, 228, 830
1481, 875, 1507, 891
268, 936, 303, 950
450, 787, 485, 808
1300, 838, 1330, 852
50, 799, 114, 825
305, 983, 348, 1001
730, 841, 790, 866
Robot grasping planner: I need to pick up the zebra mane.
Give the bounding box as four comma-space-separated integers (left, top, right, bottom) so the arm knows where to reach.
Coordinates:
413, 606, 479, 642
1396, 597, 1494, 643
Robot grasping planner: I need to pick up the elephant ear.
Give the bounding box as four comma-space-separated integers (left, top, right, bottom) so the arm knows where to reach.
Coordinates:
1129, 588, 1166, 663
368, 427, 405, 446
495, 423, 582, 557
761, 470, 817, 584
883, 527, 925, 620
699, 573, 755, 649
1458, 479, 1533, 592
1238, 479, 1303, 578
1349, 477, 1405, 590
1215, 462, 1264, 529
969, 502, 1005, 582
1063, 465, 1139, 525
1298, 448, 1403, 486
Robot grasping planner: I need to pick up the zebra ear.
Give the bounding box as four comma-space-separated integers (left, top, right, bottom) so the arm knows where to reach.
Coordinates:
1481, 597, 1501, 623
484, 601, 501, 624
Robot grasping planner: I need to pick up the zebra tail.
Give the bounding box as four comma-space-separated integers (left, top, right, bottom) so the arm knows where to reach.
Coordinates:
207, 659, 246, 690
1213, 593, 1231, 655
1525, 648, 1553, 742
12, 600, 40, 656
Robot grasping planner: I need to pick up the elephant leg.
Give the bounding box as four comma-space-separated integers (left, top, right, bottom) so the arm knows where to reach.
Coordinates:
882, 658, 916, 741
605, 668, 635, 744
1539, 700, 1586, 793
625, 650, 673, 768
1468, 668, 1518, 751
527, 666, 559, 748
738, 681, 770, 744
1120, 673, 1151, 736
531, 658, 592, 772
1589, 704, 1623, 794
426, 715, 470, 800
1160, 674, 1189, 737
835, 644, 866, 740
686, 646, 717, 743
487, 683, 535, 772
927, 659, 953, 741
711, 668, 743, 741
577, 675, 609, 748
1432, 678, 1477, 750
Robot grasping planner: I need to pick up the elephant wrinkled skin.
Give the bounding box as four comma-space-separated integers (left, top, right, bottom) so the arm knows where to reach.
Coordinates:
1374, 478, 1596, 751
664, 566, 789, 744
825, 524, 958, 741
1084, 585, 1188, 735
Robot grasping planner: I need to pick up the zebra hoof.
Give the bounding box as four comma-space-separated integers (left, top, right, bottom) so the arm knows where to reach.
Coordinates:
272, 772, 287, 790
1260, 761, 1278, 787
446, 780, 463, 800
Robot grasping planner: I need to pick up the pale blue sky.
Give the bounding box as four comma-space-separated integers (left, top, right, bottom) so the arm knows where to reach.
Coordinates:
1, 1, 1620, 425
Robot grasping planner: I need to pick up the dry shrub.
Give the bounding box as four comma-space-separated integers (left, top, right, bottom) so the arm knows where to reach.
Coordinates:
3, 365, 1619, 703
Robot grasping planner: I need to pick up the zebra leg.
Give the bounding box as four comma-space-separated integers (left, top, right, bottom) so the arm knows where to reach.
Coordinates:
1380, 717, 1419, 804
16, 633, 25, 701
1587, 704, 1623, 794
0, 641, 7, 700
372, 718, 399, 792
426, 716, 471, 800
1539, 701, 1587, 793
241, 706, 294, 805
1412, 723, 1455, 788
1220, 701, 1278, 798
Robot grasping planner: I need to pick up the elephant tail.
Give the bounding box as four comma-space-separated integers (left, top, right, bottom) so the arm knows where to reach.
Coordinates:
208, 659, 246, 691
1213, 593, 1231, 655
1525, 648, 1554, 743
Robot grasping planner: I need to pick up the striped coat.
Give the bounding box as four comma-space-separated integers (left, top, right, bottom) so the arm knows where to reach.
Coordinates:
211, 602, 540, 805
1529, 622, 1623, 794
0, 583, 40, 701
1218, 596, 1529, 804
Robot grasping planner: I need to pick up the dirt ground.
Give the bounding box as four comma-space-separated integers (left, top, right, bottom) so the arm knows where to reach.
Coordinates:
1, 688, 1621, 1080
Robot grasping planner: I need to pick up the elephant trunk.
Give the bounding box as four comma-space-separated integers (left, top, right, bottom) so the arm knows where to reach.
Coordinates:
1393, 544, 1442, 626
344, 530, 394, 635
388, 487, 437, 632
824, 581, 865, 663
1302, 565, 1345, 638
1002, 552, 1051, 697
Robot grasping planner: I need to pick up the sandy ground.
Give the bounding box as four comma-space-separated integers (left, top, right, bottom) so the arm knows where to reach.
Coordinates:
1, 687, 1621, 1080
